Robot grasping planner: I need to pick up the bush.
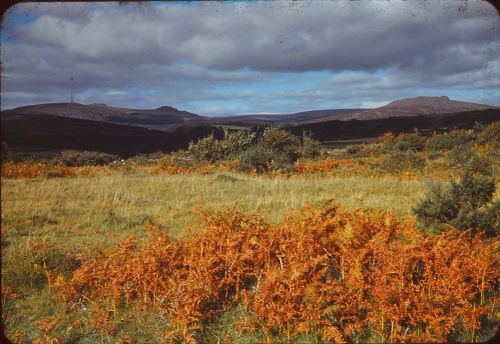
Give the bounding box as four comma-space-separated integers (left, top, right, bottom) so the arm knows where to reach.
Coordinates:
188, 129, 256, 163
378, 132, 396, 145
187, 133, 221, 163
447, 146, 492, 175
259, 127, 300, 162
237, 146, 275, 174
299, 134, 321, 159
425, 129, 476, 151
344, 144, 363, 156
413, 172, 499, 236
218, 129, 256, 158
340, 143, 382, 159
55, 150, 119, 167
381, 149, 425, 173
395, 130, 426, 151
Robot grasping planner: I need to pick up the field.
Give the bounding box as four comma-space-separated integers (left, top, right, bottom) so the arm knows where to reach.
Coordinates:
1, 124, 499, 343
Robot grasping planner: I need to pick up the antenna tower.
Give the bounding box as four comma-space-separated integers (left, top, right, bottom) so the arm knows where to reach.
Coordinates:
70, 77, 74, 103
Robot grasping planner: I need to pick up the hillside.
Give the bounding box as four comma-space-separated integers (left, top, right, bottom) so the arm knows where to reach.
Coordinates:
210, 108, 365, 125
3, 102, 203, 130
1, 112, 219, 156
286, 109, 500, 141
302, 96, 496, 123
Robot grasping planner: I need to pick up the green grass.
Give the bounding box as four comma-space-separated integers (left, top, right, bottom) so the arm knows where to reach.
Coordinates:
1, 170, 425, 343
1, 171, 423, 246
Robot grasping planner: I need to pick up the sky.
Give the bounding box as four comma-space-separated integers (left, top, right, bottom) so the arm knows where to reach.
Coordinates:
1, 1, 499, 116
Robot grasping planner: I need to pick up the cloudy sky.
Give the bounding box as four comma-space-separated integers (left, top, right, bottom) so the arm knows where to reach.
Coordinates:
1, 1, 499, 115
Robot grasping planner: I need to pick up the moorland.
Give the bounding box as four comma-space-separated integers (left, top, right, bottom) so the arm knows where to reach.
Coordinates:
1, 120, 499, 343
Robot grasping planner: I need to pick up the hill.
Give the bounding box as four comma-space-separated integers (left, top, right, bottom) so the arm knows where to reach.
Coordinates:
1, 112, 219, 156
3, 102, 203, 130
301, 96, 496, 123
210, 108, 365, 125
286, 109, 500, 141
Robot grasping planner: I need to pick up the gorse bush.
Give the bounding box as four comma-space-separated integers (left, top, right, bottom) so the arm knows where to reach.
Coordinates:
377, 130, 427, 156
414, 172, 499, 236
187, 127, 321, 172
426, 129, 477, 151
394, 130, 426, 151
218, 128, 256, 158
188, 129, 255, 163
339, 143, 383, 159
381, 149, 425, 173
259, 126, 300, 162
299, 133, 322, 159
187, 132, 221, 163
259, 127, 299, 152
237, 145, 275, 174
447, 145, 492, 176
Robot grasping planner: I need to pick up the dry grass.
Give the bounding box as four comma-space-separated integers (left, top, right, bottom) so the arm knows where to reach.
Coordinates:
1, 171, 423, 248
0, 170, 425, 343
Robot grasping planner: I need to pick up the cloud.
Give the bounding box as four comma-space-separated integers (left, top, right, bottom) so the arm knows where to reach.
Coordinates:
1, 1, 499, 113
9, 1, 498, 72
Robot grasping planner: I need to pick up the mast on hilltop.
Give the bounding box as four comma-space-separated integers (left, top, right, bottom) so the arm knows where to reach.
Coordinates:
70, 77, 74, 103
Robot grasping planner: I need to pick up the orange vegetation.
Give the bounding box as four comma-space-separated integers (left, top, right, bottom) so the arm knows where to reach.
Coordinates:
294, 159, 356, 174
1, 161, 110, 179
47, 203, 498, 343
152, 159, 238, 175
1, 286, 23, 300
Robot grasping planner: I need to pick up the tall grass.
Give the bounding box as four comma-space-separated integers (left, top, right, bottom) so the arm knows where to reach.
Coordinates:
2, 171, 422, 241
0, 171, 445, 343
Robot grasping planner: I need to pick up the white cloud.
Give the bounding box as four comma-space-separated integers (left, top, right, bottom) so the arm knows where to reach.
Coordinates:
1, 1, 499, 112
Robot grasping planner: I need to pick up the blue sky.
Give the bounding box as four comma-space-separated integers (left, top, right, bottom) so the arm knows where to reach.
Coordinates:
1, 1, 499, 115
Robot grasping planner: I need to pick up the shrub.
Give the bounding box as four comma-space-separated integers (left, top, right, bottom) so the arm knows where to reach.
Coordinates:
381, 149, 425, 173
299, 133, 321, 159
187, 133, 221, 163
378, 132, 396, 145
447, 145, 492, 175
188, 129, 256, 163
218, 129, 256, 158
413, 172, 499, 236
340, 143, 382, 159
477, 122, 499, 144
395, 130, 426, 151
55, 150, 119, 167
344, 144, 362, 156
425, 129, 476, 151
259, 127, 300, 162
237, 145, 275, 174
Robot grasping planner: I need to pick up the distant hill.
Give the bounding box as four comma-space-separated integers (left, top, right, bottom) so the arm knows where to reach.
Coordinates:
2, 96, 498, 156
302, 96, 496, 123
286, 109, 500, 142
3, 102, 203, 130
211, 108, 364, 125
1, 112, 220, 156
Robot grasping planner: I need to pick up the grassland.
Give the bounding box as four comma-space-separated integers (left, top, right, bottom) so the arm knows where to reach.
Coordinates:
1, 171, 423, 249
2, 124, 499, 343
1, 170, 426, 343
